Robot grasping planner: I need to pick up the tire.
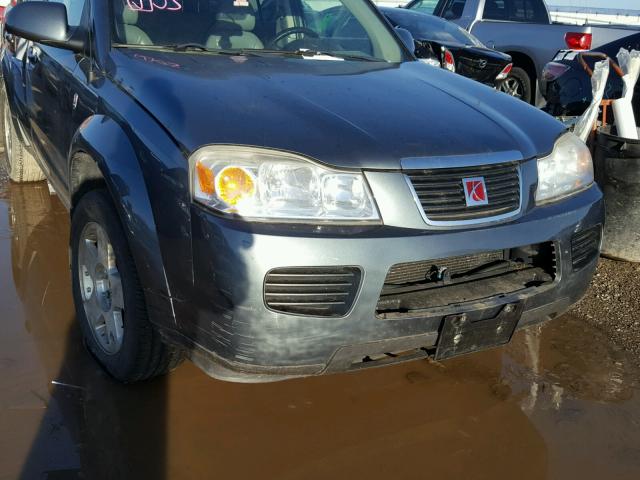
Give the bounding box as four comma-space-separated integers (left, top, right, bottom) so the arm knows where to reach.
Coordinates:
2, 92, 45, 183
71, 189, 183, 382
498, 66, 533, 104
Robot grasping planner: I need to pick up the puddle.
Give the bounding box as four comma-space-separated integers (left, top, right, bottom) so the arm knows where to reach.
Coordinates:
1, 176, 640, 480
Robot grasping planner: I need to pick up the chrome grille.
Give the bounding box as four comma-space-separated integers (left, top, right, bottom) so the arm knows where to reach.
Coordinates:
264, 267, 361, 317
407, 162, 521, 223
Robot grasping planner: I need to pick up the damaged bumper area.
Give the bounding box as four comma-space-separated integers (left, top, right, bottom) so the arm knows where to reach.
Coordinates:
177, 176, 604, 382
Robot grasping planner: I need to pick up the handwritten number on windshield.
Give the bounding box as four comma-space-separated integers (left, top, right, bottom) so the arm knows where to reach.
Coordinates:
127, 0, 183, 12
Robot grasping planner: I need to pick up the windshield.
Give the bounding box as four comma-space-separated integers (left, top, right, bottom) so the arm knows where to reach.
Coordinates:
111, 0, 406, 62
405, 0, 439, 15
386, 10, 481, 47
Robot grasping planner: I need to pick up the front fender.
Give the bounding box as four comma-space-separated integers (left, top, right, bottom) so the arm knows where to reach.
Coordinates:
69, 114, 191, 330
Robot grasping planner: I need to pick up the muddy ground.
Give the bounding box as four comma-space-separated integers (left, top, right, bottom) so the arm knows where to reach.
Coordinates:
573, 259, 640, 363
1, 166, 640, 479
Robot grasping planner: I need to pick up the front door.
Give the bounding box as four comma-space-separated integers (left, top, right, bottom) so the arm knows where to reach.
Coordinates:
24, 0, 89, 189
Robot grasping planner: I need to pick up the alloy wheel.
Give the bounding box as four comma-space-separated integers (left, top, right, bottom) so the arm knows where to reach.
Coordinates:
499, 77, 524, 99
78, 222, 125, 355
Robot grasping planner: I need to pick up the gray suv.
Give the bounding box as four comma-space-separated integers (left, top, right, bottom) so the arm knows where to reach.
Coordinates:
1, 0, 602, 382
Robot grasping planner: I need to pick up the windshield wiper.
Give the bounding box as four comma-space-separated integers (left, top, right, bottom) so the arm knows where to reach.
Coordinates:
163, 45, 266, 57
113, 43, 209, 52
169, 43, 211, 52
251, 48, 379, 61
114, 43, 379, 61
294, 49, 380, 61
113, 43, 240, 55
294, 48, 378, 62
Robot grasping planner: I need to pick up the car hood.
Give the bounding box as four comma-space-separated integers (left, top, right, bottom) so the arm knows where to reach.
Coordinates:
110, 49, 564, 169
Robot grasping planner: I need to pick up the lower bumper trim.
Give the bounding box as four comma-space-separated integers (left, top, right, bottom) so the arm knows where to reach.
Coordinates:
324, 332, 438, 374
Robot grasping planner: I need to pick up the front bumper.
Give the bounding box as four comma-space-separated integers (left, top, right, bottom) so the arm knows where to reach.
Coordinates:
177, 178, 603, 382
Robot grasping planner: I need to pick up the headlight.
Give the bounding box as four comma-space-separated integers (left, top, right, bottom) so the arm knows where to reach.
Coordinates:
535, 132, 594, 204
190, 146, 380, 222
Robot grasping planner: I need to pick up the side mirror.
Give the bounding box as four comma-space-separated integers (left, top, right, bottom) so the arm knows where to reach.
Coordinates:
5, 1, 83, 53
395, 27, 415, 54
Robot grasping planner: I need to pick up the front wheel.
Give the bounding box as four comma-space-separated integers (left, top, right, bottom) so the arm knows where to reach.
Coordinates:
71, 188, 183, 382
498, 66, 533, 104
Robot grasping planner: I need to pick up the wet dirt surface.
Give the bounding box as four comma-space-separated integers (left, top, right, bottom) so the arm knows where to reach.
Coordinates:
574, 259, 640, 362
2, 172, 640, 480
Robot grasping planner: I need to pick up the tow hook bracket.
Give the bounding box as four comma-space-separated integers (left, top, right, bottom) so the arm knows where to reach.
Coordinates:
435, 302, 523, 360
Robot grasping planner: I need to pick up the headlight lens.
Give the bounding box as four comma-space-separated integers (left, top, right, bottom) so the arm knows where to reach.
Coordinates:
535, 133, 594, 204
190, 146, 380, 222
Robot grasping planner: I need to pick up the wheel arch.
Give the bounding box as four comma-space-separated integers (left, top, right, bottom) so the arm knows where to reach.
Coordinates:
504, 51, 537, 83
69, 151, 107, 211
68, 115, 178, 330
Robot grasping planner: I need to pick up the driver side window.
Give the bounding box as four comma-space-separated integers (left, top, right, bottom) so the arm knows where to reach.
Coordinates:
441, 0, 466, 20
483, 0, 507, 21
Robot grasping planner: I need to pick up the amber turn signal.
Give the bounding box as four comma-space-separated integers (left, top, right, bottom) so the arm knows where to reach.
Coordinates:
196, 160, 216, 196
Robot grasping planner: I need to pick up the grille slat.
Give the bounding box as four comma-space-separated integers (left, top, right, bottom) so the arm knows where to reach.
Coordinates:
266, 291, 351, 298
421, 197, 519, 212
411, 173, 519, 185
267, 273, 355, 279
408, 165, 518, 179
428, 207, 515, 221
415, 179, 518, 193
418, 201, 519, 213
408, 162, 521, 222
265, 282, 352, 288
571, 227, 601, 270
419, 191, 519, 207
264, 267, 361, 317
268, 301, 347, 306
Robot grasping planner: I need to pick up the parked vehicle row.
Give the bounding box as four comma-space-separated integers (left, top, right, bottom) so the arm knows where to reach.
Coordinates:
1, 0, 603, 383
381, 6, 513, 89
405, 0, 640, 104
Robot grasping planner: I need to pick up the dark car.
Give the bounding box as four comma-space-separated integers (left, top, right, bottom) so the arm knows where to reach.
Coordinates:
381, 7, 513, 89
404, 0, 640, 106
541, 33, 640, 118
1, 0, 602, 383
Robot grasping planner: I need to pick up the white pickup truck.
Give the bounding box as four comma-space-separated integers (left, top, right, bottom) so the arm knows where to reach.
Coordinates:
403, 0, 640, 104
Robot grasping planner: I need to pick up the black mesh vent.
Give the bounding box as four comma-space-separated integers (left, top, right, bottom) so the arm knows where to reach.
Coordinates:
385, 251, 505, 285
377, 243, 556, 317
571, 227, 601, 270
407, 162, 520, 222
264, 267, 361, 317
